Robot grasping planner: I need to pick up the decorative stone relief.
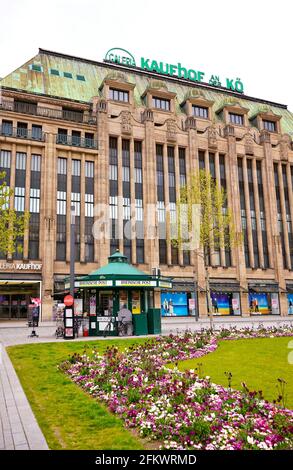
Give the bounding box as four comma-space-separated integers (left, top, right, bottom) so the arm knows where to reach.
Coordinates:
166, 119, 177, 141
208, 125, 218, 149
121, 111, 132, 135
244, 133, 255, 155
279, 134, 291, 161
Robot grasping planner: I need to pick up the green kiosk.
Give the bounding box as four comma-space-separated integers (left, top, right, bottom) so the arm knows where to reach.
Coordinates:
65, 251, 172, 336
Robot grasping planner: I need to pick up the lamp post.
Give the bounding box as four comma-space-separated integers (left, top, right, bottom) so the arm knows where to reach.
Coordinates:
70, 204, 75, 298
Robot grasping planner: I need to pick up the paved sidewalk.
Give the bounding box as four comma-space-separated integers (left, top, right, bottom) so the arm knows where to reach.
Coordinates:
0, 345, 48, 450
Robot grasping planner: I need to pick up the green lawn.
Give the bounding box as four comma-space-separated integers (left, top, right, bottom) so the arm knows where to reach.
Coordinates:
7, 336, 293, 450
176, 336, 293, 408
7, 338, 147, 450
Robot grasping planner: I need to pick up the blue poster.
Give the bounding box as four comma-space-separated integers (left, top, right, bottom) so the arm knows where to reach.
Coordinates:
211, 292, 231, 315
248, 293, 270, 314
161, 292, 188, 317
288, 294, 293, 314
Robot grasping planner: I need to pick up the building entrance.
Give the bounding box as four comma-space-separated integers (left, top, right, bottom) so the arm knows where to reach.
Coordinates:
0, 281, 41, 320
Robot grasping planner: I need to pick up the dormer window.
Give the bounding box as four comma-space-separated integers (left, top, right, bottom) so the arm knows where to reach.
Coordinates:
109, 88, 129, 103
229, 112, 244, 126
263, 120, 276, 132
152, 96, 170, 111
192, 105, 208, 119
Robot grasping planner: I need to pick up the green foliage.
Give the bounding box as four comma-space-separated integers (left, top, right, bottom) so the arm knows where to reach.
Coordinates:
0, 171, 29, 255
176, 170, 240, 255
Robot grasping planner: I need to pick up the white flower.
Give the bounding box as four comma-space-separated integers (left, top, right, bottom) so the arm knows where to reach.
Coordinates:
247, 436, 255, 445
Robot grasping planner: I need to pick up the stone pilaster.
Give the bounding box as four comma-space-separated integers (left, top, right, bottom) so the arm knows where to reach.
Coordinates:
95, 100, 109, 267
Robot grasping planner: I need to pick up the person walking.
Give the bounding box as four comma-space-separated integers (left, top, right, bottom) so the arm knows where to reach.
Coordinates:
117, 304, 133, 336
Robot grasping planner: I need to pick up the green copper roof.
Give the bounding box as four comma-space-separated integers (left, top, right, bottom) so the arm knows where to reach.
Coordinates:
84, 250, 149, 279
2, 48, 293, 134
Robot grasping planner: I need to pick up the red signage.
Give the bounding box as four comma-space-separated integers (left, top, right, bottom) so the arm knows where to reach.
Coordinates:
64, 295, 74, 307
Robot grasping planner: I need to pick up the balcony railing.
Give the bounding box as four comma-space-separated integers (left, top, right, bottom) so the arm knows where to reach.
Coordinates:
56, 134, 98, 149
0, 99, 97, 124
0, 126, 45, 141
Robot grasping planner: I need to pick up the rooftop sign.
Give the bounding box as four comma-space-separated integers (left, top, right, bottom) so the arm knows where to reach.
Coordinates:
104, 48, 244, 93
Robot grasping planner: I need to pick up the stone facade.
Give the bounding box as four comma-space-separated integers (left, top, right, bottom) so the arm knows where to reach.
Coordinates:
0, 49, 293, 320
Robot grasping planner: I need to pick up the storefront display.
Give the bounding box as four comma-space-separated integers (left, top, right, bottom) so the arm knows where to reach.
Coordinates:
161, 292, 188, 316
248, 292, 280, 315
287, 294, 293, 314
210, 292, 241, 316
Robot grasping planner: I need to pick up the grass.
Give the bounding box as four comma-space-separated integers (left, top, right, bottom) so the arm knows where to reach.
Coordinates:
175, 336, 293, 409
7, 335, 293, 450
7, 338, 147, 450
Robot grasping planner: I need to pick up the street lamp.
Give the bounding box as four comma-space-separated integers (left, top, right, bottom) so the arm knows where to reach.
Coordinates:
70, 205, 75, 298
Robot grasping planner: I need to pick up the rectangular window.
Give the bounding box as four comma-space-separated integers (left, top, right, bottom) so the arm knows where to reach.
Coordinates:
0, 150, 11, 186
16, 122, 28, 138
229, 113, 244, 126
156, 144, 164, 202
76, 75, 86, 81
32, 125, 42, 140
72, 131, 81, 146
192, 105, 209, 119
1, 120, 13, 136
274, 163, 287, 268
109, 88, 129, 102
152, 97, 170, 111
263, 120, 276, 132
238, 158, 249, 267
57, 128, 68, 144
198, 150, 205, 170
63, 72, 73, 79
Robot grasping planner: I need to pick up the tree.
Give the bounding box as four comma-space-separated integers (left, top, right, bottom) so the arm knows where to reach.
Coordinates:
0, 171, 29, 256
173, 169, 240, 329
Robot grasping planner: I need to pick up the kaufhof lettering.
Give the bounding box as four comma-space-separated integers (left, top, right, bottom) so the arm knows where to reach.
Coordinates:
0, 262, 42, 270
104, 48, 244, 93
141, 57, 205, 83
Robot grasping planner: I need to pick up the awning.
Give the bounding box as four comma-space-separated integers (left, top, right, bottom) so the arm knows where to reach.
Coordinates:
210, 284, 242, 293
248, 284, 279, 293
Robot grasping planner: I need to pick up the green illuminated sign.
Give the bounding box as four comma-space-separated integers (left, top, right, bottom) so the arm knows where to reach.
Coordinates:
104, 48, 244, 93
104, 48, 136, 67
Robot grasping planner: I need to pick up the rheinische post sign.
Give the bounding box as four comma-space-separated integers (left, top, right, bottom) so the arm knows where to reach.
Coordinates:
104, 47, 244, 93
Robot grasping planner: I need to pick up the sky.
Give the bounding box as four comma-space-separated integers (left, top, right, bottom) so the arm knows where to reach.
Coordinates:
0, 0, 293, 110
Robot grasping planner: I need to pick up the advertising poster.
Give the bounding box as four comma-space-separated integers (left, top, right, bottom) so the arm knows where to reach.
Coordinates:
132, 291, 141, 314
161, 292, 188, 316
249, 293, 270, 314
288, 294, 293, 314
74, 298, 83, 316
89, 294, 96, 315
210, 292, 231, 315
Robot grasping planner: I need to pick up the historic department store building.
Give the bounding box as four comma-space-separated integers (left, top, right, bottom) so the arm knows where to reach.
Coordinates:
0, 48, 292, 320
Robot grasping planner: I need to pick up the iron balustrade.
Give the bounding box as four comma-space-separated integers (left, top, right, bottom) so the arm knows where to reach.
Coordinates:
0, 99, 97, 124
56, 134, 98, 149
0, 125, 45, 141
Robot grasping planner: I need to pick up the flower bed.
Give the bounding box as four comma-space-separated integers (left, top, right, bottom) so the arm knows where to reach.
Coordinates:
60, 327, 293, 450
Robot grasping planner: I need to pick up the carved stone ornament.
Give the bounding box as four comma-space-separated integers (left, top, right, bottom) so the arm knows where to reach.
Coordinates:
185, 116, 196, 131
260, 129, 271, 144
208, 125, 218, 149
121, 111, 132, 135
244, 133, 255, 155
141, 108, 154, 123
166, 119, 177, 141
97, 99, 107, 114
279, 134, 291, 161
224, 124, 235, 138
